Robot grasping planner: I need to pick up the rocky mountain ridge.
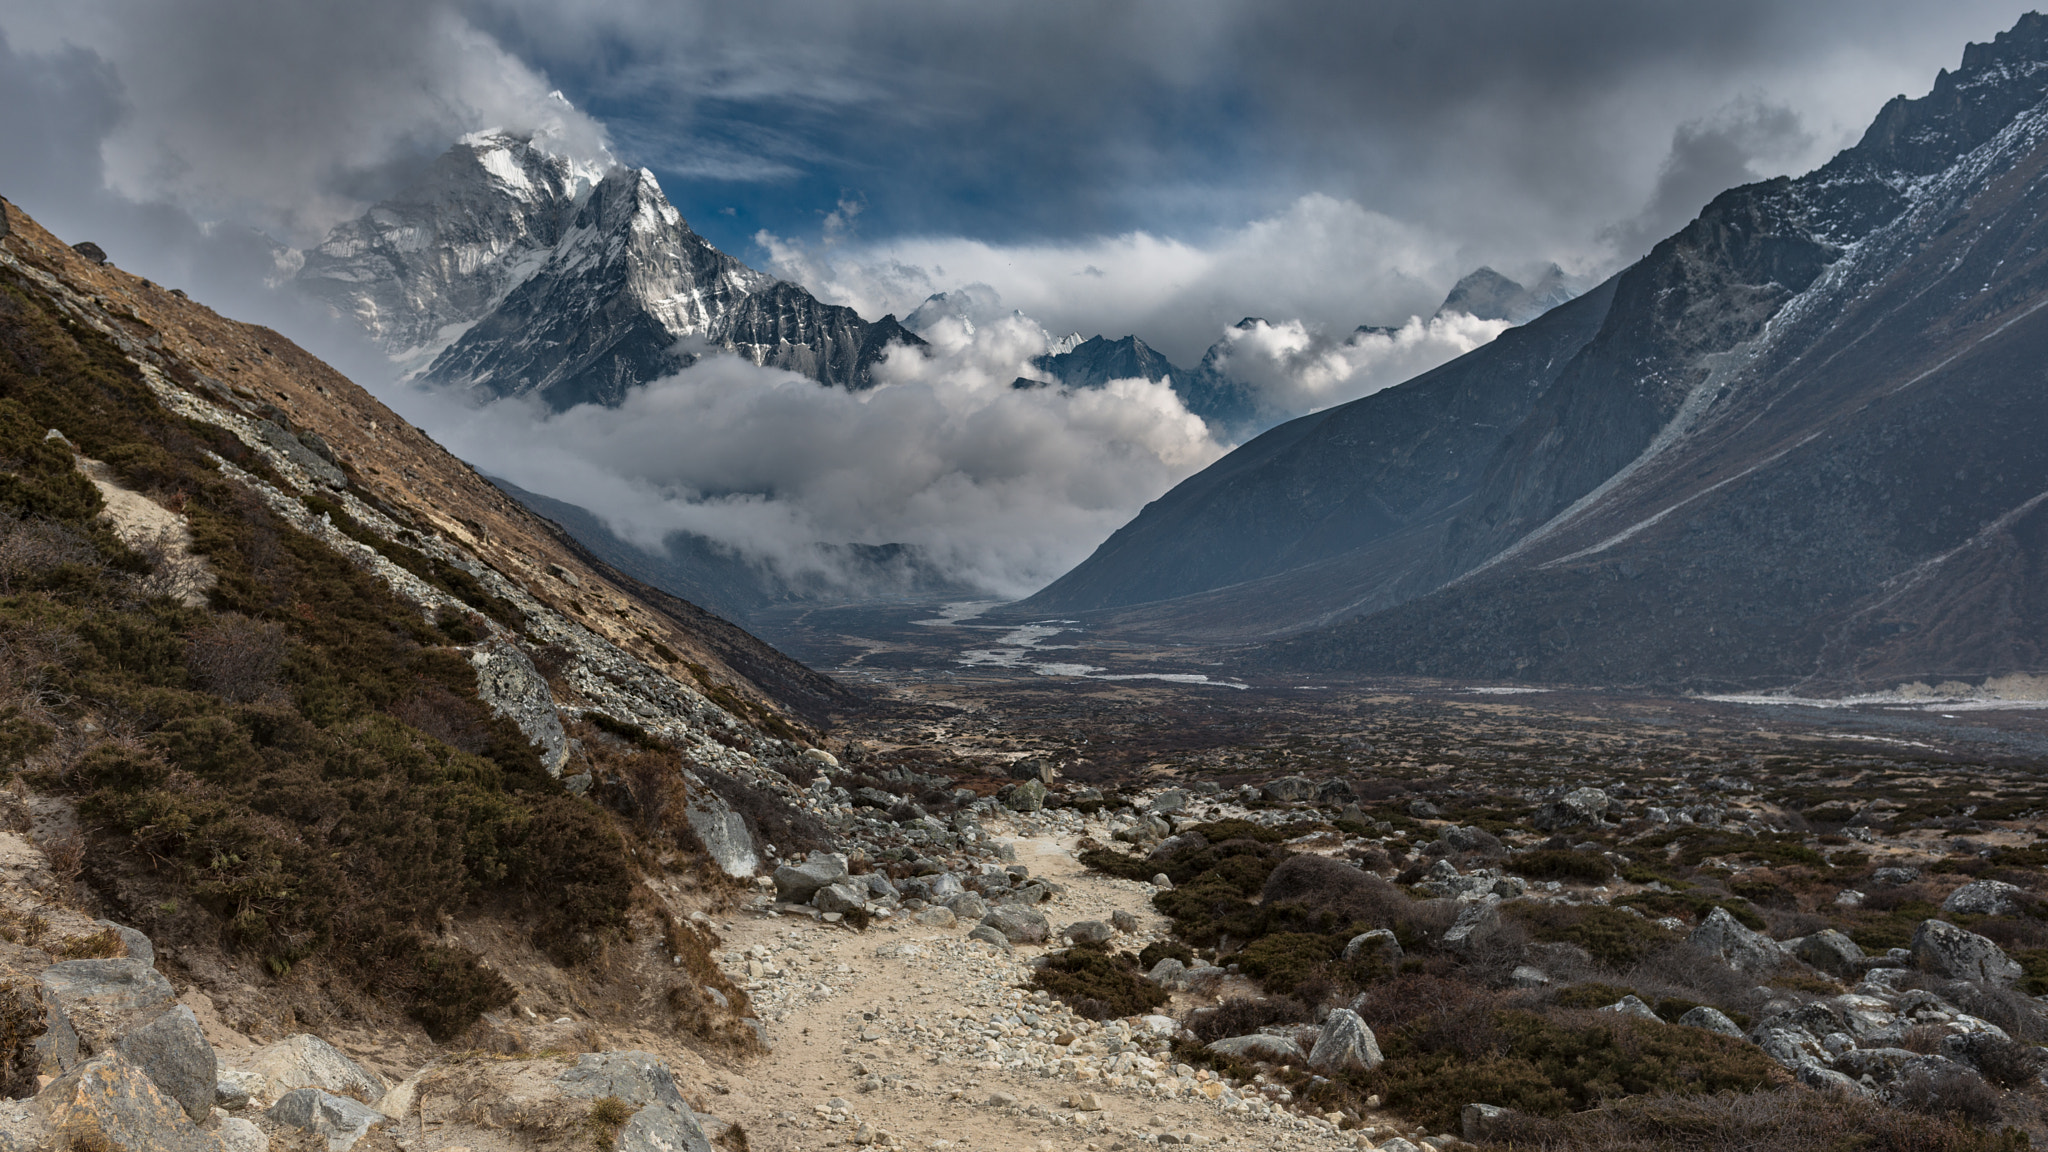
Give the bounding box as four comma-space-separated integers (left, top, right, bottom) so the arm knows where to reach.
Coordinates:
297, 132, 923, 409
1020, 12, 2048, 693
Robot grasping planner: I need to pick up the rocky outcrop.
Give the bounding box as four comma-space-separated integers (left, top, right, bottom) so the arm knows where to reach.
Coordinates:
1910, 919, 2022, 984
1688, 907, 1787, 975
1306, 1009, 1383, 1072
470, 638, 568, 774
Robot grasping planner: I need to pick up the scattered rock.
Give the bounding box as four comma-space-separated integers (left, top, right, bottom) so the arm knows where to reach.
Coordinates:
1687, 907, 1787, 975
1509, 965, 1550, 988
1600, 995, 1661, 1022
1871, 866, 1920, 887
1462, 1103, 1511, 1143
216, 1069, 266, 1110
267, 1088, 389, 1151
37, 1051, 214, 1152
944, 893, 990, 921
980, 906, 1050, 945
1111, 910, 1139, 934
1910, 919, 2022, 984
813, 882, 868, 915
619, 1097, 717, 1152
1678, 1006, 1745, 1038
914, 906, 958, 928
1205, 1034, 1307, 1063
1006, 780, 1048, 812
1149, 790, 1189, 814
773, 852, 850, 902
802, 748, 840, 768
1151, 873, 1173, 889
39, 958, 176, 1018
1791, 929, 1866, 977
1531, 787, 1610, 831
1941, 879, 2026, 916
967, 924, 1014, 951
241, 1034, 385, 1104
114, 1005, 215, 1122
1441, 901, 1500, 956
1342, 928, 1402, 967
1063, 920, 1116, 944
1260, 777, 1315, 802
1408, 800, 1442, 819
1307, 1009, 1383, 1072
1146, 958, 1186, 985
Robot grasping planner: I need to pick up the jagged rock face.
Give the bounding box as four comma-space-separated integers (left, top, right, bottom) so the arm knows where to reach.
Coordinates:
297, 133, 601, 368
300, 134, 922, 410
1025, 13, 2048, 688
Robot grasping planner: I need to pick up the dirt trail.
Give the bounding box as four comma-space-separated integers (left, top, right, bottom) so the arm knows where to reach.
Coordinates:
701, 828, 1404, 1152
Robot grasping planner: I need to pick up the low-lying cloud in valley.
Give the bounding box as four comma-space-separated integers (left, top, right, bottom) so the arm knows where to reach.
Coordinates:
392, 317, 1226, 600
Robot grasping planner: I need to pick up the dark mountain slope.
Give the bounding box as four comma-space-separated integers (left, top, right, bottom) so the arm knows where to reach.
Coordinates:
1029, 12, 2048, 691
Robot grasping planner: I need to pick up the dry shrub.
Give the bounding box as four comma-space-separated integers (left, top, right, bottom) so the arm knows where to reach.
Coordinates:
183, 613, 284, 702
0, 515, 96, 595
39, 831, 84, 883
1892, 1064, 2004, 1127
54, 928, 121, 959
386, 683, 494, 756
715, 1121, 749, 1152
1031, 943, 1169, 1020
1183, 996, 1314, 1043
1512, 849, 1612, 884
1898, 1024, 1949, 1054
0, 980, 44, 1099
1479, 1086, 2025, 1151
1260, 854, 1411, 925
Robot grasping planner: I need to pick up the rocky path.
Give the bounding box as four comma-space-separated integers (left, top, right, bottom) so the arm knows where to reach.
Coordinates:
706, 829, 1418, 1152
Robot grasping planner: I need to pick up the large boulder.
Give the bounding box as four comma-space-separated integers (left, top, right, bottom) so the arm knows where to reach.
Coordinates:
1205, 1034, 1307, 1063
1942, 879, 2027, 917
1442, 901, 1501, 956
1678, 1006, 1745, 1038
1259, 776, 1315, 802
812, 882, 868, 914
773, 852, 849, 902
1146, 958, 1186, 985
1910, 920, 2022, 984
1149, 789, 1189, 815
1342, 929, 1402, 967
268, 1088, 389, 1151
37, 1051, 215, 1152
682, 783, 759, 878
913, 906, 957, 928
115, 1005, 215, 1122
1531, 787, 1610, 831
1791, 929, 1866, 977
1006, 779, 1048, 812
1688, 907, 1787, 975
241, 1033, 386, 1103
979, 906, 1050, 945
1306, 1009, 1383, 1072
556, 1050, 686, 1108
944, 892, 990, 921
620, 1097, 716, 1152
39, 958, 176, 1018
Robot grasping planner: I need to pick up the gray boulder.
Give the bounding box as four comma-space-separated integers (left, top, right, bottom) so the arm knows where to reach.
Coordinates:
926, 872, 965, 900
39, 958, 175, 1017
241, 1034, 385, 1103
91, 921, 154, 964
1678, 1006, 1744, 1038
1910, 919, 2021, 984
944, 892, 990, 921
1795, 1062, 1866, 1095
1149, 789, 1189, 815
467, 639, 567, 774
1441, 901, 1501, 956
682, 785, 760, 878
1462, 1103, 1511, 1144
1064, 920, 1117, 944
1942, 879, 2027, 917
1601, 995, 1661, 1022
619, 1098, 716, 1152
1146, 958, 1187, 985
913, 906, 958, 929
1444, 825, 1503, 854
1791, 929, 1866, 977
267, 1088, 389, 1151
1342, 928, 1403, 967
812, 882, 868, 914
967, 924, 1014, 951
1531, 787, 1610, 831
1151, 873, 1173, 890
1871, 866, 1921, 887
115, 1005, 215, 1121
1177, 965, 1228, 993
773, 852, 849, 902
253, 419, 348, 489
556, 1051, 686, 1107
980, 906, 1051, 945
36, 1051, 215, 1152
1205, 1034, 1307, 1063
861, 872, 899, 901
1408, 799, 1442, 818
1006, 779, 1048, 812
1306, 1009, 1383, 1072
1687, 907, 1787, 976
1111, 910, 1139, 934
1260, 776, 1315, 802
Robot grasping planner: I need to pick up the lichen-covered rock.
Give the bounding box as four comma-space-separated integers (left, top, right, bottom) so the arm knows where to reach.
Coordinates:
1307, 1009, 1383, 1072
254, 420, 347, 488
1005, 779, 1048, 812
1259, 776, 1315, 802
469, 639, 567, 774
240, 1034, 385, 1104
556, 1051, 685, 1107
682, 780, 759, 878
39, 959, 176, 1018
1146, 957, 1186, 985
1942, 879, 2026, 916
1531, 786, 1611, 830
1791, 929, 1866, 977
1601, 995, 1662, 1022
1205, 1034, 1306, 1063
1441, 900, 1501, 955
1688, 907, 1787, 975
1678, 1006, 1744, 1038
1462, 1103, 1511, 1144
115, 1005, 216, 1121
1343, 928, 1403, 967
38, 1051, 216, 1152
267, 1087, 388, 1150
620, 1096, 716, 1152
1911, 919, 2021, 984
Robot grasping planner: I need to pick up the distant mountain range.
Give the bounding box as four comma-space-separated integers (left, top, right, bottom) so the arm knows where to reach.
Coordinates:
297, 131, 922, 409
1018, 12, 2048, 693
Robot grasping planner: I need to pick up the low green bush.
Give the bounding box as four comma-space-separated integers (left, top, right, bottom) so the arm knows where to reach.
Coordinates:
1030, 943, 1168, 1020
